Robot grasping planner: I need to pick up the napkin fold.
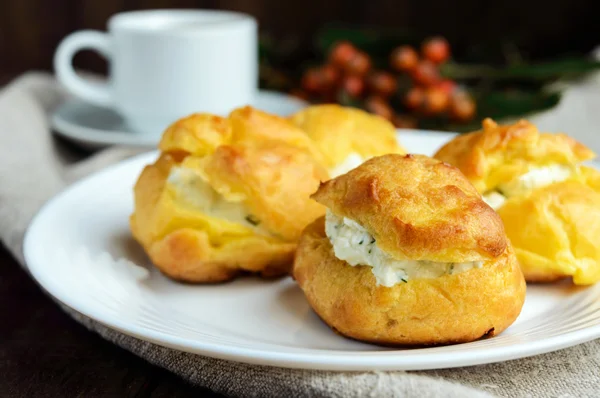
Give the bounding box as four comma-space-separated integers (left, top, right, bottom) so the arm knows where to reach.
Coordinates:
2, 72, 600, 398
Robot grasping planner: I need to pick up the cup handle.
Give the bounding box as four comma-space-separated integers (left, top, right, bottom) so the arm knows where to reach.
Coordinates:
53, 30, 112, 107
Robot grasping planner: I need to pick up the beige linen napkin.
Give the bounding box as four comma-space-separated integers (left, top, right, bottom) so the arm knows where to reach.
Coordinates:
2, 72, 600, 398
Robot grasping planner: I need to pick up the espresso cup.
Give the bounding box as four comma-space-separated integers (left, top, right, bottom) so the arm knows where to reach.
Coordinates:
54, 9, 257, 135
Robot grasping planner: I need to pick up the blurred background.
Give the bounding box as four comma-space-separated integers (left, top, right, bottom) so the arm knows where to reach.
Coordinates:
1, 0, 600, 130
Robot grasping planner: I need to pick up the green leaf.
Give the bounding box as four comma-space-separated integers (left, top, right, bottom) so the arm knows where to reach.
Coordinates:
441, 58, 600, 82
475, 89, 561, 119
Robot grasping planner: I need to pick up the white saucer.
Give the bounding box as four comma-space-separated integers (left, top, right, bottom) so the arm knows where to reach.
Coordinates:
51, 90, 309, 150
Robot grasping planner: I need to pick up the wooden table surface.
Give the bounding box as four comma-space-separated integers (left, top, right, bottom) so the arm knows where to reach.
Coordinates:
0, 244, 224, 397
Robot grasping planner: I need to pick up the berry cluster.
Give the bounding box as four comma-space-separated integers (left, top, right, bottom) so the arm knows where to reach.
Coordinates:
298, 37, 476, 128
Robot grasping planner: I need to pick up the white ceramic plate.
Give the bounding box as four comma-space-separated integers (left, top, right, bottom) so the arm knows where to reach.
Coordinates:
51, 90, 309, 150
24, 131, 600, 371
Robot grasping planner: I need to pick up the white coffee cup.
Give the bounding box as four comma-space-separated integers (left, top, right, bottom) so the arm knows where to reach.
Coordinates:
54, 9, 257, 135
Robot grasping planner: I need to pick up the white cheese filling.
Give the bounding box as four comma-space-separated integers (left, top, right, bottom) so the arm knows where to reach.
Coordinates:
329, 153, 367, 178
483, 164, 573, 210
324, 210, 483, 287
167, 166, 268, 233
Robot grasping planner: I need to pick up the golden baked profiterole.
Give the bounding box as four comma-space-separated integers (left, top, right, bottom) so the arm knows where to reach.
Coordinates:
290, 104, 406, 177
293, 154, 526, 346
435, 118, 600, 285
130, 107, 328, 283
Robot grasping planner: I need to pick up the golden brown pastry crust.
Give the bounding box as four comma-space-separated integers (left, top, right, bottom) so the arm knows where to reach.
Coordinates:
497, 180, 600, 285
290, 104, 405, 169
130, 154, 298, 282
196, 141, 328, 242
293, 217, 526, 346
434, 118, 600, 285
130, 109, 328, 283
159, 113, 232, 158
229, 106, 327, 165
434, 118, 595, 193
146, 228, 295, 283
311, 154, 507, 263
581, 165, 600, 192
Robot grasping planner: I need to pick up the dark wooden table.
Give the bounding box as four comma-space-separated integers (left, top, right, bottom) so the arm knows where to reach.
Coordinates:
0, 244, 223, 397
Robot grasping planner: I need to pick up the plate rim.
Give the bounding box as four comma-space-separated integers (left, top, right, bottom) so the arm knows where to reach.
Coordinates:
23, 135, 600, 371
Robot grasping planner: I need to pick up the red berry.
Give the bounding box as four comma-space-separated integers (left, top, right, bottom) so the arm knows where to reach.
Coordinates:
390, 46, 419, 73
422, 36, 450, 64
423, 87, 450, 115
364, 96, 394, 120
329, 41, 357, 68
344, 51, 372, 76
323, 64, 339, 83
301, 65, 341, 94
367, 71, 397, 98
341, 75, 365, 97
301, 68, 323, 93
318, 64, 341, 91
411, 60, 441, 86
450, 92, 476, 122
437, 79, 457, 95
404, 87, 425, 111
